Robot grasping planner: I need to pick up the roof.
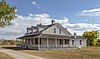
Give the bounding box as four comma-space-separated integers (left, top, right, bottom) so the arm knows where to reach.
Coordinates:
17, 34, 85, 39
40, 34, 85, 39
17, 33, 41, 39
17, 23, 84, 39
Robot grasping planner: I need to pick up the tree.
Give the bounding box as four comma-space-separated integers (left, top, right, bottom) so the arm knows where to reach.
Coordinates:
83, 30, 99, 46
0, 0, 16, 27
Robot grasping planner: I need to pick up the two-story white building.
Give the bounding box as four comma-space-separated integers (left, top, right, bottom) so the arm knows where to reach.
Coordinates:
16, 20, 86, 50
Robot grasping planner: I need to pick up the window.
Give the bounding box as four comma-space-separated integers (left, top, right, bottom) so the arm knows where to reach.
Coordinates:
80, 40, 82, 45
65, 39, 69, 44
35, 38, 38, 44
72, 40, 74, 45
59, 29, 61, 34
40, 38, 41, 44
54, 28, 56, 33
60, 39, 63, 45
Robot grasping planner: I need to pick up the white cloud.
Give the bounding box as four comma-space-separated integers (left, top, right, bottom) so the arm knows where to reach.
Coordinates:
0, 13, 68, 39
15, 9, 18, 12
78, 8, 100, 16
0, 13, 100, 39
32, 1, 40, 8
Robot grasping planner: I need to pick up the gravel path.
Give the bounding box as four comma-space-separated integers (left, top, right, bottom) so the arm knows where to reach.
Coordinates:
0, 48, 46, 59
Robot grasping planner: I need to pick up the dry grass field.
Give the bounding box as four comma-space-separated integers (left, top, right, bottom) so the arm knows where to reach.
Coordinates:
17, 47, 100, 59
1, 45, 100, 59
0, 52, 14, 59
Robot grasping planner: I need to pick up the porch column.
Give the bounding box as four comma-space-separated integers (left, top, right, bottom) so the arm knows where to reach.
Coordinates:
34, 38, 35, 46
63, 39, 65, 47
19, 39, 21, 44
16, 39, 18, 44
30, 38, 32, 45
38, 38, 40, 48
55, 39, 57, 48
26, 38, 28, 45
47, 38, 49, 48
75, 39, 77, 48
22, 39, 23, 44
25, 38, 27, 45
23, 38, 25, 44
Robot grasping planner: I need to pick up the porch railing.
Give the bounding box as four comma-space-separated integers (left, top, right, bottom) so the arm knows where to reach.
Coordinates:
17, 44, 70, 48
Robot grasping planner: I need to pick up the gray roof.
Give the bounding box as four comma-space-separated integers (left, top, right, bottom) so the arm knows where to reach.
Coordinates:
17, 23, 84, 39
17, 34, 85, 39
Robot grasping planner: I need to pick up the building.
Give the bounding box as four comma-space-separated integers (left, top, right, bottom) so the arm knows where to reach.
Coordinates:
16, 20, 86, 50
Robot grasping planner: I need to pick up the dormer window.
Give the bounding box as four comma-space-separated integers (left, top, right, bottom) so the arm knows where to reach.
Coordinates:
59, 29, 61, 34
54, 28, 56, 33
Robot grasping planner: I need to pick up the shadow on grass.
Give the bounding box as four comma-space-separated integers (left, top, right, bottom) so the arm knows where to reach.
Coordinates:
2, 47, 38, 50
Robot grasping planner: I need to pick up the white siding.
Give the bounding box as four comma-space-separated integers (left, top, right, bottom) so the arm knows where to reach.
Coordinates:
43, 24, 71, 36
69, 39, 76, 47
69, 39, 86, 48
75, 39, 86, 48
40, 38, 47, 48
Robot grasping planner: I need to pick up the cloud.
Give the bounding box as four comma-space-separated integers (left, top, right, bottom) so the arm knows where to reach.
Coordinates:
0, 13, 100, 39
0, 13, 68, 39
64, 23, 100, 35
78, 8, 100, 16
32, 1, 40, 8
15, 9, 18, 12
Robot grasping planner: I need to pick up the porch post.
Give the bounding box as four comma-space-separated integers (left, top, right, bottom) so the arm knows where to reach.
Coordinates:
47, 38, 49, 48
55, 39, 57, 48
16, 39, 18, 44
27, 38, 28, 45
30, 38, 31, 45
19, 39, 21, 44
63, 39, 64, 47
22, 39, 23, 44
34, 38, 35, 46
75, 39, 77, 48
38, 37, 40, 49
25, 38, 27, 45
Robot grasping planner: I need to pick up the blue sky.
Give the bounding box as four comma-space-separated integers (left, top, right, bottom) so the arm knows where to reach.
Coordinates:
6, 0, 100, 23
0, 0, 100, 39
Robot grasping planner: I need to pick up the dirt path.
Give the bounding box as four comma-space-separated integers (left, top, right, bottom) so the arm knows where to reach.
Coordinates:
0, 48, 46, 59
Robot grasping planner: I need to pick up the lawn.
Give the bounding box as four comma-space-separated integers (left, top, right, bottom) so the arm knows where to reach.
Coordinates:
0, 51, 14, 59
17, 47, 100, 59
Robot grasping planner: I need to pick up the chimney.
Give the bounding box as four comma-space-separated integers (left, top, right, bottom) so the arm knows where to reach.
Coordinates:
31, 26, 33, 32
51, 20, 55, 25
37, 24, 39, 32
26, 27, 28, 33
74, 32, 76, 38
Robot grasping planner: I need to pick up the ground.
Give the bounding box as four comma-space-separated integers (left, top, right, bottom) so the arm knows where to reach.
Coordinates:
0, 45, 46, 59
17, 47, 100, 59
0, 51, 14, 59
1, 45, 100, 59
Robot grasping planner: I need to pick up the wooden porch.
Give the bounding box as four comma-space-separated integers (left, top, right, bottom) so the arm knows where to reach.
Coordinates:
16, 37, 73, 50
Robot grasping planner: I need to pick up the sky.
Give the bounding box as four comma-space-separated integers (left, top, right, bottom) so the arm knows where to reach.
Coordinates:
0, 0, 100, 39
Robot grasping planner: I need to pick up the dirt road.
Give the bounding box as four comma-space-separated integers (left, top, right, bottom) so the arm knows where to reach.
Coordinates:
0, 48, 46, 59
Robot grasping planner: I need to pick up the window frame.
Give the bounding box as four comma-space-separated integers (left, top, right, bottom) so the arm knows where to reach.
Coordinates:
59, 29, 61, 34
54, 28, 56, 33
65, 39, 69, 44
72, 40, 74, 45
80, 40, 82, 45
60, 39, 63, 45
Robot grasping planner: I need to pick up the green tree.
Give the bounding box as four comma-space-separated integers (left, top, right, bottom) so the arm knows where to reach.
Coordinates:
0, 0, 16, 27
83, 30, 99, 46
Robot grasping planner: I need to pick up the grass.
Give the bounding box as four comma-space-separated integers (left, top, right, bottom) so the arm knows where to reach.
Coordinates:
0, 51, 14, 59
17, 47, 100, 59
0, 45, 16, 47
2, 45, 100, 59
